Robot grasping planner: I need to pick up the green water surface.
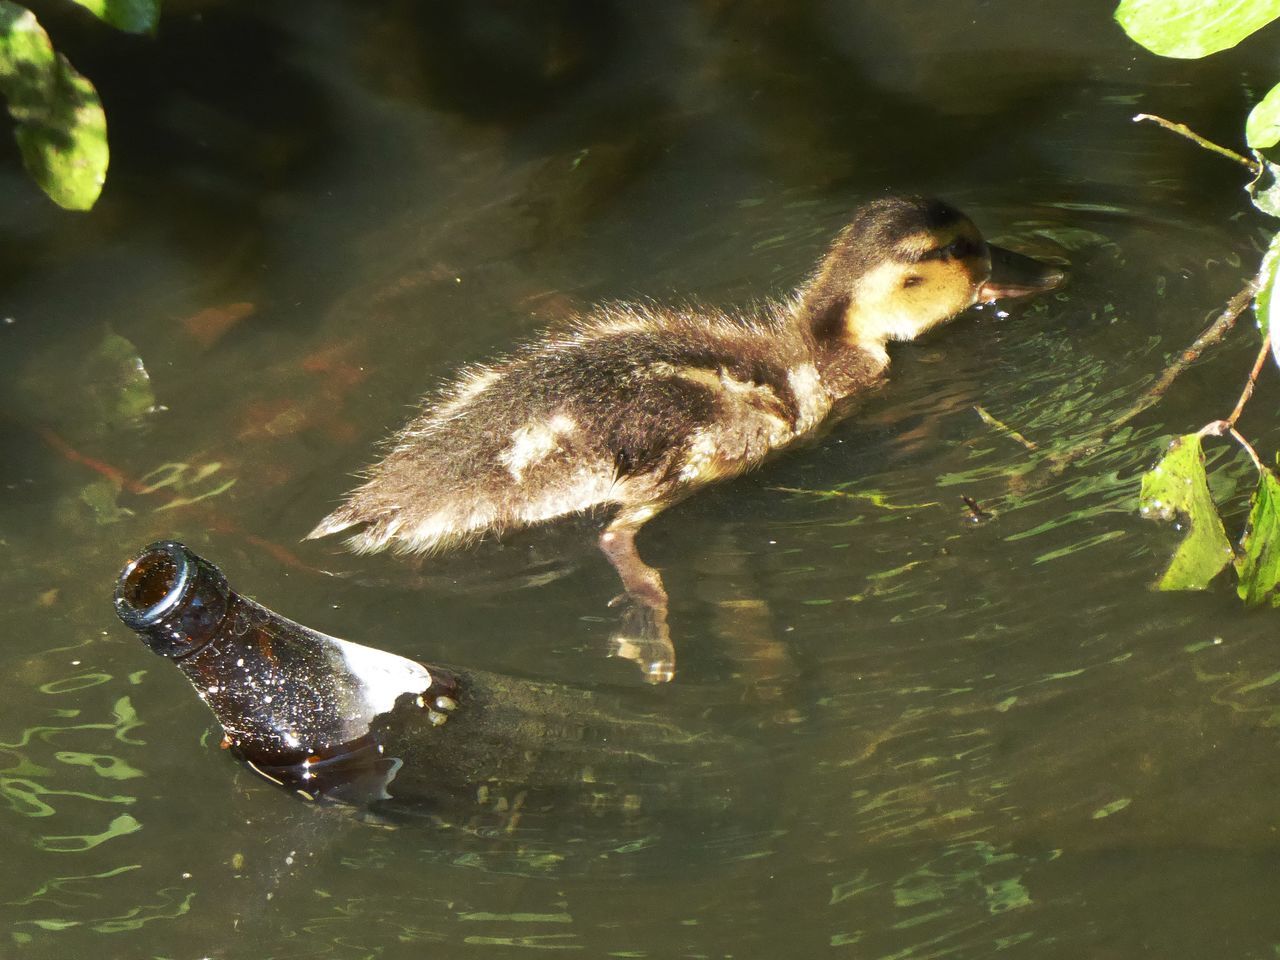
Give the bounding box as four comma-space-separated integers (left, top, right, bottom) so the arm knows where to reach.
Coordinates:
3, 1, 1280, 957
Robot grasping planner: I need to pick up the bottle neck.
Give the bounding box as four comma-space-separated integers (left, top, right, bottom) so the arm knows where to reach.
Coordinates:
114, 540, 231, 659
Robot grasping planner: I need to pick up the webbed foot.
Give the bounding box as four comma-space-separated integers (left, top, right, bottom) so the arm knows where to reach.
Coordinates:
608, 599, 675, 683
599, 519, 676, 682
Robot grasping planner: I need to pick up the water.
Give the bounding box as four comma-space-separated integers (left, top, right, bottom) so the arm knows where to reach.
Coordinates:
4, 0, 1280, 956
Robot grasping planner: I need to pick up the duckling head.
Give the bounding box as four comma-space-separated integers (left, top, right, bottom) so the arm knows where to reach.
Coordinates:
798, 196, 1063, 360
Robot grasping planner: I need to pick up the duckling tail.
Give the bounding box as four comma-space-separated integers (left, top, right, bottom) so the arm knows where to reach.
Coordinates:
304, 507, 367, 546
305, 484, 503, 557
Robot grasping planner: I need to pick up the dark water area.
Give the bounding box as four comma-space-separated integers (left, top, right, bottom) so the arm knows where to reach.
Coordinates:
4, 0, 1280, 956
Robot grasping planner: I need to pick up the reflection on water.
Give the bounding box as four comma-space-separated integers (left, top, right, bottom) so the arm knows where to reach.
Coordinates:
4, 0, 1280, 956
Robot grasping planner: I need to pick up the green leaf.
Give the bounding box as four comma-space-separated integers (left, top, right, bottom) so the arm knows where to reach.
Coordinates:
1273, 270, 1280, 373
0, 3, 107, 210
1247, 154, 1280, 218
1138, 434, 1234, 590
1236, 469, 1280, 605
65, 0, 159, 34
1248, 80, 1280, 149
1256, 231, 1280, 326
1255, 230, 1280, 374
1115, 0, 1280, 58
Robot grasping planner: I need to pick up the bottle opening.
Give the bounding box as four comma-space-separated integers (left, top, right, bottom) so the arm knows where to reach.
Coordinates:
114, 541, 195, 631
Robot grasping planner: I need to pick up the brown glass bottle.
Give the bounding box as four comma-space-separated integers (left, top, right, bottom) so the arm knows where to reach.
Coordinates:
113, 541, 752, 829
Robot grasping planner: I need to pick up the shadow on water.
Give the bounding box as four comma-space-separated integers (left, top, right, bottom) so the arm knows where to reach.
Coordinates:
5, 0, 1280, 957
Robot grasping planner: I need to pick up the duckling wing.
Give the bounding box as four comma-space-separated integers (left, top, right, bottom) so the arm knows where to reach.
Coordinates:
308, 314, 830, 556
305, 349, 619, 555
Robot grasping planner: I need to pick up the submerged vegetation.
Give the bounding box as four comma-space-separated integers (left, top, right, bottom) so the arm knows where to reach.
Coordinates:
1114, 0, 1280, 605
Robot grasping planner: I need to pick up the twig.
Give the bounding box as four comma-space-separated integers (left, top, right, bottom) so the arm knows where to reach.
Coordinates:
1046, 276, 1260, 473
1199, 419, 1266, 473
1226, 332, 1272, 427
974, 405, 1038, 451
35, 424, 144, 493
1194, 332, 1272, 475
1229, 426, 1266, 473
1113, 277, 1259, 427
1133, 114, 1260, 174
961, 495, 993, 522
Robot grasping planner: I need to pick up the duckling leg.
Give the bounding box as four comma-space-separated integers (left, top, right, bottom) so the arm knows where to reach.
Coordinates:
598, 516, 675, 684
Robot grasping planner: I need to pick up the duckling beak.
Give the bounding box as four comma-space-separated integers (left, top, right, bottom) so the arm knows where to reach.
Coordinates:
977, 246, 1065, 303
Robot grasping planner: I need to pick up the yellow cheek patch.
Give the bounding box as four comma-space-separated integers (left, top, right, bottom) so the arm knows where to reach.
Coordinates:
844, 257, 982, 345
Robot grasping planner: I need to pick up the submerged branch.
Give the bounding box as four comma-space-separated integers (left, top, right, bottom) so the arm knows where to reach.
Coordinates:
1108, 278, 1259, 431
1046, 276, 1260, 473
1133, 114, 1260, 174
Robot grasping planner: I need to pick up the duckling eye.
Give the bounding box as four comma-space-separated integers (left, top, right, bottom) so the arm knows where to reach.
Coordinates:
902, 275, 924, 289
919, 237, 979, 262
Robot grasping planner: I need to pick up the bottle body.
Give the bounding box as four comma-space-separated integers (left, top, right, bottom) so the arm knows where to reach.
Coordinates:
114, 542, 752, 829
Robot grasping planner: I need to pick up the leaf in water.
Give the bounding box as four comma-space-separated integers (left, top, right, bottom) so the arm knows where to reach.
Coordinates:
55, 477, 131, 532
1138, 434, 1234, 590
78, 477, 132, 524
1248, 80, 1280, 149
136, 460, 237, 509
0, 3, 108, 210
1247, 154, 1280, 218
1115, 0, 1280, 58
86, 330, 157, 427
154, 476, 236, 511
181, 301, 255, 348
1091, 797, 1132, 819
64, 0, 159, 34
136, 462, 186, 493
19, 327, 156, 435
1235, 469, 1280, 606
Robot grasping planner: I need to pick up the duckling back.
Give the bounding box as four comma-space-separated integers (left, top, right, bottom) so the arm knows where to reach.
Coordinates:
308, 351, 617, 556
308, 304, 831, 556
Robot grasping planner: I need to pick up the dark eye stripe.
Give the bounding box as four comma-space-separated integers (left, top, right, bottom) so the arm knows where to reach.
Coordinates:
915, 236, 983, 262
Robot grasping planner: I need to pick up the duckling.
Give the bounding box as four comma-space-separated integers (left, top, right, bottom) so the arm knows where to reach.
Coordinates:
308, 196, 1063, 681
